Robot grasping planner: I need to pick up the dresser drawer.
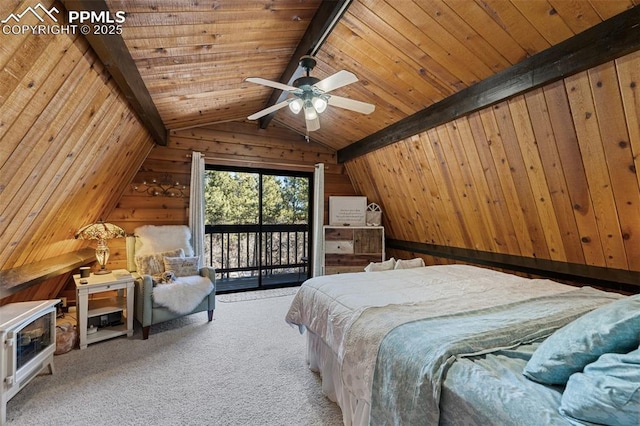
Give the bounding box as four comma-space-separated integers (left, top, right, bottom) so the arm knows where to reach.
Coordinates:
325, 240, 354, 254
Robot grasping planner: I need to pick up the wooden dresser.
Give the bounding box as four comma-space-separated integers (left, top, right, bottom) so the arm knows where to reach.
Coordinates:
323, 226, 385, 275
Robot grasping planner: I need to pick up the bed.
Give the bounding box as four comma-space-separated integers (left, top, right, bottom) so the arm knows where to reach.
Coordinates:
285, 264, 640, 425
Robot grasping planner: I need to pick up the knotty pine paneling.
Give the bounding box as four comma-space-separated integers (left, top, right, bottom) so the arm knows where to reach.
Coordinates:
0, 0, 154, 302
108, 0, 637, 151
106, 120, 355, 271
346, 51, 640, 274
617, 54, 640, 193
109, 0, 322, 131
5, 0, 635, 301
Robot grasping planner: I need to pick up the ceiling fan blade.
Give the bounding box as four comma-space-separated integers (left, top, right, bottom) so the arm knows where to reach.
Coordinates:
314, 70, 358, 93
247, 99, 290, 120
245, 77, 297, 92
305, 115, 320, 132
328, 95, 375, 114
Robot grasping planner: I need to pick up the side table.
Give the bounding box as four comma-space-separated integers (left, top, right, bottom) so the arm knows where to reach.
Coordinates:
73, 269, 134, 349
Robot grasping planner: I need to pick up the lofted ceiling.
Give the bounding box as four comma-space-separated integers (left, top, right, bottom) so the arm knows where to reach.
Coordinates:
2, 0, 640, 300
93, 0, 639, 152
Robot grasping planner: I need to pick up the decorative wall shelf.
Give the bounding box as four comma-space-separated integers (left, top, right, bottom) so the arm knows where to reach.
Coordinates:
132, 174, 186, 197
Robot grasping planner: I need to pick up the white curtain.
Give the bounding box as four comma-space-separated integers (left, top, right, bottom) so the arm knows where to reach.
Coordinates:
189, 152, 206, 267
312, 163, 325, 277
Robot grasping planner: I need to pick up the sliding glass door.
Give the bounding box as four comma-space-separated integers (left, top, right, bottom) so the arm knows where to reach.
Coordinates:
203, 166, 312, 292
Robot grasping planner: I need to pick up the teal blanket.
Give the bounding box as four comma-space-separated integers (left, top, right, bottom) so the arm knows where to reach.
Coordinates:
370, 287, 620, 425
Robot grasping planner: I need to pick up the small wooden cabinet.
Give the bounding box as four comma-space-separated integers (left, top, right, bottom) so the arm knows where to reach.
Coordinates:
323, 226, 384, 275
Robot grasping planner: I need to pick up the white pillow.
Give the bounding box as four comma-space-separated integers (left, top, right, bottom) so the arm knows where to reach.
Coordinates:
164, 256, 200, 277
135, 248, 184, 276
134, 225, 194, 256
394, 257, 425, 269
364, 258, 396, 272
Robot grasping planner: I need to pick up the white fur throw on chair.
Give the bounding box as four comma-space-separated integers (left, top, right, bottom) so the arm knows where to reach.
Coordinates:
134, 225, 194, 256
152, 275, 213, 314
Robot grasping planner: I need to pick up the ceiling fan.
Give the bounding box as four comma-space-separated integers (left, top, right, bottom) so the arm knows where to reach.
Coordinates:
246, 56, 375, 132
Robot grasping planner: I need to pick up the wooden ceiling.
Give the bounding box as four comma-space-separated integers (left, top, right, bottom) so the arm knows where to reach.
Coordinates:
2, 0, 639, 301
99, 0, 639, 152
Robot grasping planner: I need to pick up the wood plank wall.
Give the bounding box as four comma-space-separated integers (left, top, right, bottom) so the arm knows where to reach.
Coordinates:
0, 0, 155, 303
106, 121, 356, 270
346, 51, 640, 279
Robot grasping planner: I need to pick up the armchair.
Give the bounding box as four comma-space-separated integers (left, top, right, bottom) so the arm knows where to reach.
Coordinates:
126, 225, 215, 339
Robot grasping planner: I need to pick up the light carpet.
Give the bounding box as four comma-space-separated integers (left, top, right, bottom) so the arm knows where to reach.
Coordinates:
218, 287, 299, 303
6, 292, 343, 426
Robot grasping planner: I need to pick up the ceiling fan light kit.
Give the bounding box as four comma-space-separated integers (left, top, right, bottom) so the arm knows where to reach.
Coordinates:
246, 55, 375, 132
289, 98, 303, 114
312, 96, 328, 113
304, 103, 318, 120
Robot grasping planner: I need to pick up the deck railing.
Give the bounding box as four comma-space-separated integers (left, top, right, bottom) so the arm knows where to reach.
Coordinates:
204, 224, 309, 286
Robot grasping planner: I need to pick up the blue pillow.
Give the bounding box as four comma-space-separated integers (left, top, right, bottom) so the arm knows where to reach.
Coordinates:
523, 293, 640, 385
559, 347, 640, 425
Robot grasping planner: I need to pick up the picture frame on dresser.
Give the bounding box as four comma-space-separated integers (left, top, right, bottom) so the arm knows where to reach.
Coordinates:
329, 196, 367, 226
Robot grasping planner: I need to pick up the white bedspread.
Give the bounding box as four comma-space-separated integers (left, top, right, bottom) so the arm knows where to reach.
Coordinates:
285, 264, 579, 411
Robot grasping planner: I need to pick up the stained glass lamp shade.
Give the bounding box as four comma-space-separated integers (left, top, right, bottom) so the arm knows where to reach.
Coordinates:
75, 222, 126, 275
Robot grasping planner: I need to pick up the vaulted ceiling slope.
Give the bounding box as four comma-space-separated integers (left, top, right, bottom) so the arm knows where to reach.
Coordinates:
2, 0, 640, 297
348, 50, 640, 276
0, 0, 155, 278
98, 0, 639, 151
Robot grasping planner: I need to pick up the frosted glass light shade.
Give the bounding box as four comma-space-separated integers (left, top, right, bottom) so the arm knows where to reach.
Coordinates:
289, 98, 303, 114
304, 103, 318, 120
312, 96, 327, 113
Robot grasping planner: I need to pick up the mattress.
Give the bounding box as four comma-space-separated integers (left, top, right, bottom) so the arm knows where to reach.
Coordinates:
307, 334, 573, 426
285, 264, 623, 425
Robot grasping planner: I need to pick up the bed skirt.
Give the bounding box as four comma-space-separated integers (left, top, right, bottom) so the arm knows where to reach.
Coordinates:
306, 331, 369, 426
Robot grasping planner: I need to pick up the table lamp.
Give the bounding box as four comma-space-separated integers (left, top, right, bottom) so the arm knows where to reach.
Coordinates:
75, 221, 126, 275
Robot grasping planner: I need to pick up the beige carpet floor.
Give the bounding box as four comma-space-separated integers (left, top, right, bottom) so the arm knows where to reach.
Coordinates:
217, 287, 299, 303
6, 291, 343, 425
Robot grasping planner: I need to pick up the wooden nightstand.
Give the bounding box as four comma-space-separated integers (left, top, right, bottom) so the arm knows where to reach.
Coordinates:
73, 269, 134, 349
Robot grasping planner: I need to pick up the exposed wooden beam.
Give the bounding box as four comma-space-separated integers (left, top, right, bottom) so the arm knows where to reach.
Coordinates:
338, 6, 640, 163
387, 239, 640, 294
258, 0, 352, 129
60, 0, 168, 146
0, 248, 95, 299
